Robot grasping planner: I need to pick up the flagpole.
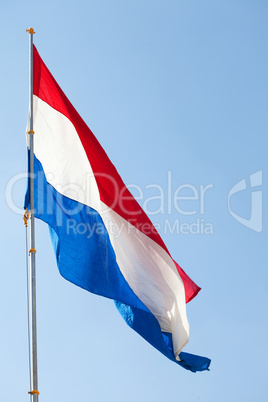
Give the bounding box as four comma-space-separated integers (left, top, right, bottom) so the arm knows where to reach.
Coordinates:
26, 27, 39, 402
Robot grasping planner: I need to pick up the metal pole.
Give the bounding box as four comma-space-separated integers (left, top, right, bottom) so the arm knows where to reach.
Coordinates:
27, 27, 39, 402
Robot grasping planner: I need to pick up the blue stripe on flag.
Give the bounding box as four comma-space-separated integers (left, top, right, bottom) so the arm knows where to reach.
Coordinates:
24, 153, 210, 372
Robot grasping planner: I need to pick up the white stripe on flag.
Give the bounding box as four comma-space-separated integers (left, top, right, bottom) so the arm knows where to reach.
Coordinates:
29, 96, 190, 357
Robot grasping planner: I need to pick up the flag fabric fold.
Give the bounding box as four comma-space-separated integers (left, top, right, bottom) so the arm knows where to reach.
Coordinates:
24, 45, 210, 372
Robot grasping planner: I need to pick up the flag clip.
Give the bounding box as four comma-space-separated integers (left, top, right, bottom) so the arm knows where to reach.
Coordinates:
29, 248, 37, 256
23, 209, 30, 227
28, 390, 40, 395
28, 130, 35, 135
26, 28, 36, 35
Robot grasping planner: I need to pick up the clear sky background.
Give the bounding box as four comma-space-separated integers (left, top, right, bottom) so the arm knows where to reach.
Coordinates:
1, 1, 267, 401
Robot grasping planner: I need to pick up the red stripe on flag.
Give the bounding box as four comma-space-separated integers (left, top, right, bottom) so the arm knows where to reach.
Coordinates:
32, 45, 201, 302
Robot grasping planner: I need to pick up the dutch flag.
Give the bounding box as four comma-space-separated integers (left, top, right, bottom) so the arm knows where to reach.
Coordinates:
24, 45, 210, 372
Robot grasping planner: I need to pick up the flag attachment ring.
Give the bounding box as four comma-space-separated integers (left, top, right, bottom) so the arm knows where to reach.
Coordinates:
29, 248, 37, 256
28, 390, 40, 395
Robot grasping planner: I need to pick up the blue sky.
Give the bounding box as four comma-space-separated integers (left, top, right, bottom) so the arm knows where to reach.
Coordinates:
1, 1, 267, 401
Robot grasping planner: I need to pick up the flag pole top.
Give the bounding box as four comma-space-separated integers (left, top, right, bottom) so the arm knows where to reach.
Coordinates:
26, 28, 35, 35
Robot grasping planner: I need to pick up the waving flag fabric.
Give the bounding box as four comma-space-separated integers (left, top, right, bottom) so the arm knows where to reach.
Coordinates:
24, 45, 210, 372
